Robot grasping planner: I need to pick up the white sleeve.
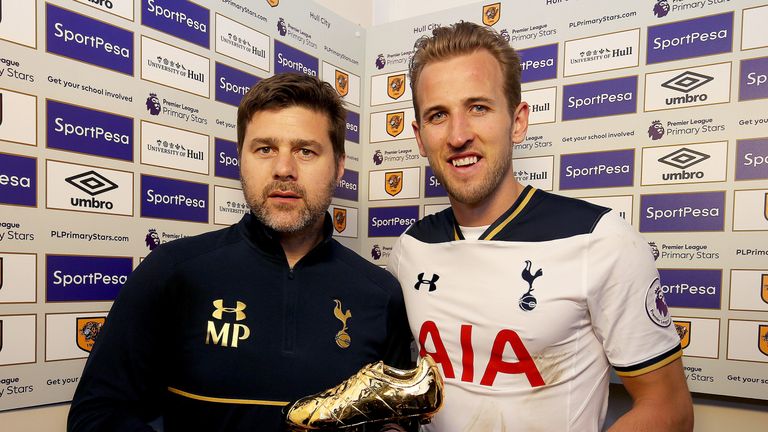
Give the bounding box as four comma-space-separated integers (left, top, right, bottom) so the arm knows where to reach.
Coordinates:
586, 211, 682, 377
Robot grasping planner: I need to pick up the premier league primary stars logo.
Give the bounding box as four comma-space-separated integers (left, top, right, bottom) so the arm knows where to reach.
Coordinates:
653, 0, 670, 18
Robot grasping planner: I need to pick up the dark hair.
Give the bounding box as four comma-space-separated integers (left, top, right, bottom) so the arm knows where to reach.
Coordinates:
237, 73, 346, 159
410, 21, 522, 122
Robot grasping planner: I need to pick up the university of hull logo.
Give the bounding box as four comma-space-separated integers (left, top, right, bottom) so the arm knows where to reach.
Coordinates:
76, 317, 105, 353
653, 0, 670, 18
333, 299, 351, 348
648, 120, 665, 140
333, 208, 346, 233
387, 74, 405, 100
335, 70, 349, 97
658, 147, 710, 169
674, 320, 691, 349
482, 3, 500, 27
519, 260, 543, 311
207, 299, 250, 348
66, 171, 118, 196
146, 93, 161, 115
414, 273, 439, 292
759, 325, 768, 356
386, 112, 404, 137
385, 171, 403, 196
762, 274, 768, 305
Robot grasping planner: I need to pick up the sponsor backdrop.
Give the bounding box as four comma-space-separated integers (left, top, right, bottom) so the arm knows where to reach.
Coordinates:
363, 0, 768, 402
1, 0, 767, 412
0, 0, 365, 410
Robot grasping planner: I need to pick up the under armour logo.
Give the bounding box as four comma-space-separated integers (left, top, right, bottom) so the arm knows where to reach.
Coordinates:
414, 273, 439, 292
211, 299, 247, 321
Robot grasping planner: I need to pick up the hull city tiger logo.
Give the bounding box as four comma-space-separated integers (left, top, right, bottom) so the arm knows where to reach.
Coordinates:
762, 274, 768, 305
385, 171, 403, 196
335, 70, 349, 97
386, 112, 404, 137
266, 0, 279, 6
519, 260, 543, 311
333, 208, 346, 233
77, 317, 105, 353
674, 320, 691, 349
759, 325, 768, 357
482, 3, 501, 27
333, 299, 351, 349
387, 74, 405, 100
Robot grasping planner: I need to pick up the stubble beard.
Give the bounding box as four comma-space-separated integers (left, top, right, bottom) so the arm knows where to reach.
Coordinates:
430, 141, 514, 206
242, 177, 336, 234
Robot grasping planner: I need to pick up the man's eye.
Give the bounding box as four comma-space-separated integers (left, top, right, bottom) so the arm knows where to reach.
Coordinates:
296, 148, 315, 159
470, 105, 488, 113
256, 147, 272, 154
429, 112, 446, 122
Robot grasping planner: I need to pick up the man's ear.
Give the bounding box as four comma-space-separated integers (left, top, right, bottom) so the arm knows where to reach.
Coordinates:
511, 102, 530, 144
413, 120, 427, 157
336, 155, 346, 183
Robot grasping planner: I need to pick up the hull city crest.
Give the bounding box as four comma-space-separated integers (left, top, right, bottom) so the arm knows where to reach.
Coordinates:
385, 171, 403, 197
266, 0, 279, 7
77, 317, 105, 353
333, 208, 347, 233
387, 74, 406, 100
762, 274, 768, 305
386, 112, 404, 137
674, 321, 691, 349
335, 70, 349, 97
760, 325, 768, 357
483, 3, 501, 27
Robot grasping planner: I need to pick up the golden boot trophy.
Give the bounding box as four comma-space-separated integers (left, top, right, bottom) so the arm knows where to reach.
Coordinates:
283, 355, 444, 431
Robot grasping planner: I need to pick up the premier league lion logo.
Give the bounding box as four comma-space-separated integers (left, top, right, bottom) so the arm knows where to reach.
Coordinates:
371, 245, 382, 260
277, 18, 287, 36
648, 120, 665, 140
500, 29, 510, 42
648, 242, 660, 261
375, 54, 386, 70
146, 93, 161, 116
145, 229, 161, 250
653, 0, 670, 18
373, 150, 383, 166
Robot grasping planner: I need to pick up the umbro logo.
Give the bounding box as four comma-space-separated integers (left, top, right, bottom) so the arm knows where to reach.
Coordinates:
658, 147, 710, 170
65, 171, 119, 196
414, 273, 439, 292
661, 71, 713, 94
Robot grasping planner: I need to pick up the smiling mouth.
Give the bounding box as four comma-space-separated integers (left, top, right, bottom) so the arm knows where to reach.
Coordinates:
451, 156, 479, 167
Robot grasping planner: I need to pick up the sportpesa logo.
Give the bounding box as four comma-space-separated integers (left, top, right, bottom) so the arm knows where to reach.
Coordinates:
562, 76, 637, 120
141, 0, 209, 48
46, 255, 132, 302
646, 12, 733, 64
47, 4, 134, 75
368, 206, 418, 237
47, 100, 133, 161
640, 191, 724, 232
274, 40, 318, 76
141, 174, 208, 223
215, 62, 260, 107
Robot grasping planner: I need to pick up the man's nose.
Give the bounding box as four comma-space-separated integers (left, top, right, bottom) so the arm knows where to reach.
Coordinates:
447, 113, 474, 148
272, 151, 297, 179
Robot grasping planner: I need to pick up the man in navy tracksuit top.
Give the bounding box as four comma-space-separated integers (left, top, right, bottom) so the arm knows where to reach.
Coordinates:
68, 74, 412, 432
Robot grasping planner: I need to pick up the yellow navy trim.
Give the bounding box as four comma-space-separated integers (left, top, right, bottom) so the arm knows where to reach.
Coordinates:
614, 345, 682, 378
167, 387, 290, 406
483, 187, 537, 240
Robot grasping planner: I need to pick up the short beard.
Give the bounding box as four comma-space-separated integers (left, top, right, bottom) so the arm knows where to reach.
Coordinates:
242, 177, 335, 234
432, 142, 513, 206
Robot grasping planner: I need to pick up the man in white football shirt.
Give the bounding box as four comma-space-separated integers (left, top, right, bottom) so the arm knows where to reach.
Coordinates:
388, 22, 693, 431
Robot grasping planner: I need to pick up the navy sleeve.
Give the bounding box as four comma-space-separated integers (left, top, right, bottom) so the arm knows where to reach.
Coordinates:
382, 276, 414, 369
67, 248, 177, 432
